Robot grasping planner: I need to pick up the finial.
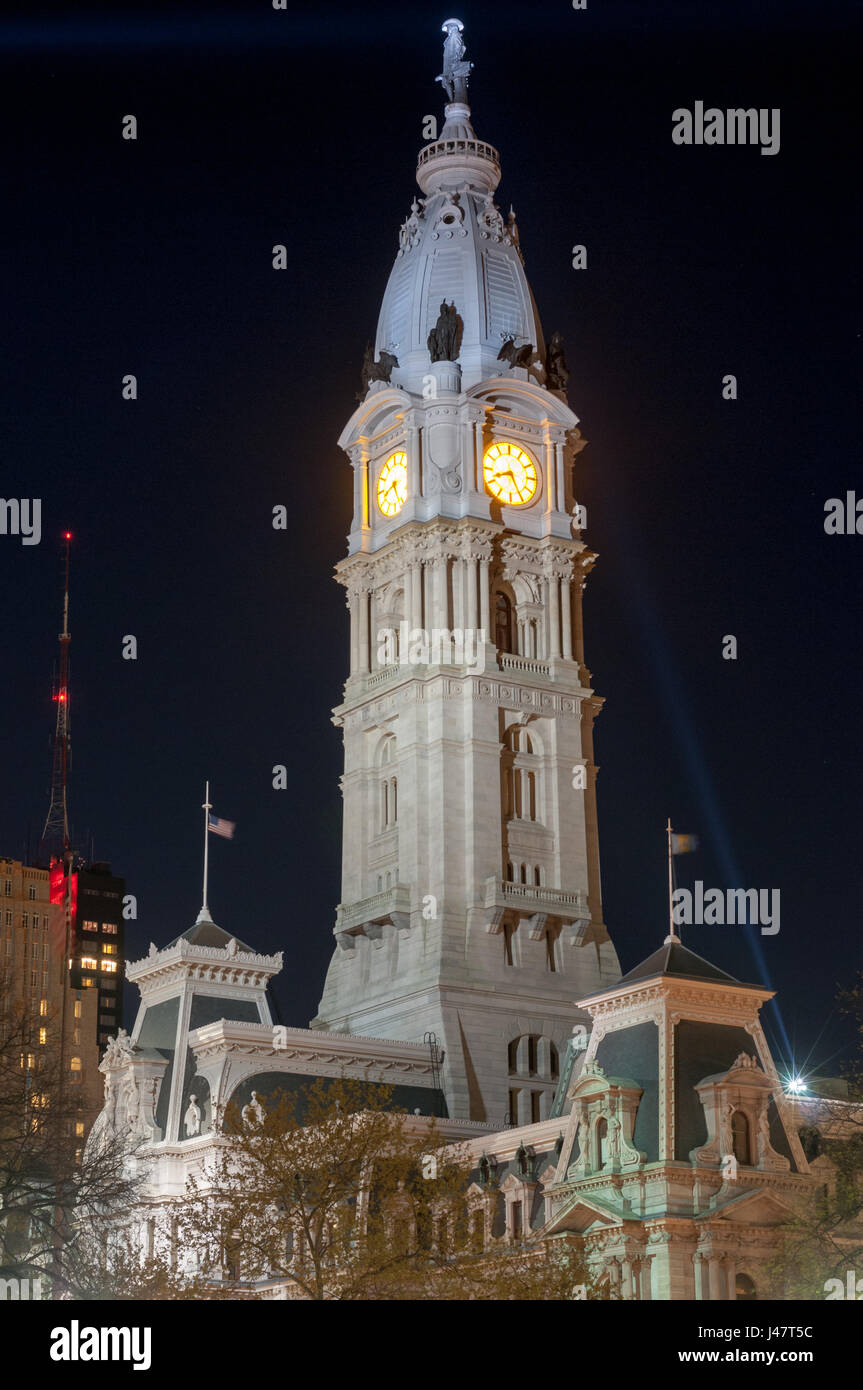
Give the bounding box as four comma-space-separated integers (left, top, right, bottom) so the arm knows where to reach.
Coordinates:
437, 18, 472, 104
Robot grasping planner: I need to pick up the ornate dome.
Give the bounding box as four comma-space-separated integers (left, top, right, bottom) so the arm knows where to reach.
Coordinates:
374, 19, 545, 395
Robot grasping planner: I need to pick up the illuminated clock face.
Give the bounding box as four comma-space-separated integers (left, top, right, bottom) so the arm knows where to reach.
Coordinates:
377, 452, 408, 517
483, 441, 538, 506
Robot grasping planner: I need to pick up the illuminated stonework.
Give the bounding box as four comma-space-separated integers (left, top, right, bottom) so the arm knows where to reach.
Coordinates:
377, 452, 408, 516
483, 441, 538, 506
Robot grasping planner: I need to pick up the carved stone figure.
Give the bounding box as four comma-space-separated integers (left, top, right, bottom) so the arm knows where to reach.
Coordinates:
398, 197, 424, 252
546, 331, 570, 391
124, 1077, 140, 1132
184, 1094, 202, 1138
757, 1105, 772, 1156
606, 1115, 621, 1160
427, 301, 462, 363
242, 1090, 266, 1128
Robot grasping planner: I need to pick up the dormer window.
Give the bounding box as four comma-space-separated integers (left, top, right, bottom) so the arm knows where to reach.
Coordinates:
731, 1110, 751, 1165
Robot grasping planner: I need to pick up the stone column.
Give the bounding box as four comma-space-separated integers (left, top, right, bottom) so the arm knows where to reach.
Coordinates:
473, 417, 485, 494
708, 1254, 724, 1301
406, 421, 420, 505
358, 588, 370, 675
453, 555, 466, 631
348, 591, 359, 676
547, 574, 561, 659
693, 1250, 706, 1300
408, 563, 422, 633
560, 578, 573, 660
554, 438, 565, 513
466, 552, 478, 633
479, 558, 490, 634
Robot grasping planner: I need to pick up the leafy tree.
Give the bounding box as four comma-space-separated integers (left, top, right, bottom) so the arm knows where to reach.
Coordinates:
168, 1077, 611, 1301
767, 974, 863, 1298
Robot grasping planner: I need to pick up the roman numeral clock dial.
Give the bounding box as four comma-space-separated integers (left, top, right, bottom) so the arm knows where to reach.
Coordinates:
377, 452, 408, 516
483, 441, 538, 505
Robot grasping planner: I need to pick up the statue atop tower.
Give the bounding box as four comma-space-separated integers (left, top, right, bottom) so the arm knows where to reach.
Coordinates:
437, 18, 473, 104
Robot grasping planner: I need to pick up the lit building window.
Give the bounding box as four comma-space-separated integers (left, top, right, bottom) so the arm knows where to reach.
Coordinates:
101, 923, 118, 934
73, 1000, 82, 1019
80, 956, 98, 970
102, 943, 117, 955
39, 1027, 47, 1045
81, 978, 95, 988
75, 1121, 85, 1137
100, 960, 118, 973
82, 920, 98, 931
39, 999, 47, 1017
70, 1056, 82, 1071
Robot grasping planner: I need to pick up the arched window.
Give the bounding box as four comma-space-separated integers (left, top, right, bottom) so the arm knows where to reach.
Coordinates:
495, 592, 514, 654
70, 1056, 81, 1072
731, 1110, 751, 1165
378, 736, 398, 830
595, 1116, 608, 1169
505, 725, 542, 824
735, 1272, 757, 1301
527, 1035, 538, 1076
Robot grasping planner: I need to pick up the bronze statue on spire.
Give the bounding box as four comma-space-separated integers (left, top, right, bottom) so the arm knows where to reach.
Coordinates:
437, 18, 472, 103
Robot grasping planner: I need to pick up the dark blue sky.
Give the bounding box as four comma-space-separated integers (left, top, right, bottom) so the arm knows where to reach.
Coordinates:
1, 1, 859, 1078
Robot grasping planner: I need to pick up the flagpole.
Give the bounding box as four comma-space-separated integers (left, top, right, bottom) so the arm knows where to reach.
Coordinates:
201, 780, 212, 919
666, 817, 680, 944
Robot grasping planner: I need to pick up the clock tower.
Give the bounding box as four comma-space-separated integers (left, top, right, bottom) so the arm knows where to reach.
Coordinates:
311, 19, 621, 1123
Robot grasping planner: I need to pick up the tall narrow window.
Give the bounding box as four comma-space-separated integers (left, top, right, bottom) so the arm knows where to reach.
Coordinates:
530, 1091, 541, 1123
510, 1201, 522, 1240
495, 592, 514, 654
507, 1038, 519, 1074
596, 1116, 608, 1169
527, 1035, 538, 1076
545, 929, 556, 973
503, 921, 514, 966
731, 1110, 751, 1165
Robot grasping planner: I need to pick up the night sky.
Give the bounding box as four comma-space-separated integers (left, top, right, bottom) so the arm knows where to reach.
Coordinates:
1, 1, 859, 1079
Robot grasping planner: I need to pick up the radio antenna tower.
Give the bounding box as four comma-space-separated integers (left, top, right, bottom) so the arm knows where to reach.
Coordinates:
39, 532, 73, 863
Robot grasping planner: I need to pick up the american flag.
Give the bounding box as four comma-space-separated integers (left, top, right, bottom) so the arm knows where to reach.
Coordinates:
208, 813, 235, 840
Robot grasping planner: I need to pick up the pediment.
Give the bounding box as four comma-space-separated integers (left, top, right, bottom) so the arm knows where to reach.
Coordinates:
704, 1186, 796, 1226
542, 1193, 628, 1236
